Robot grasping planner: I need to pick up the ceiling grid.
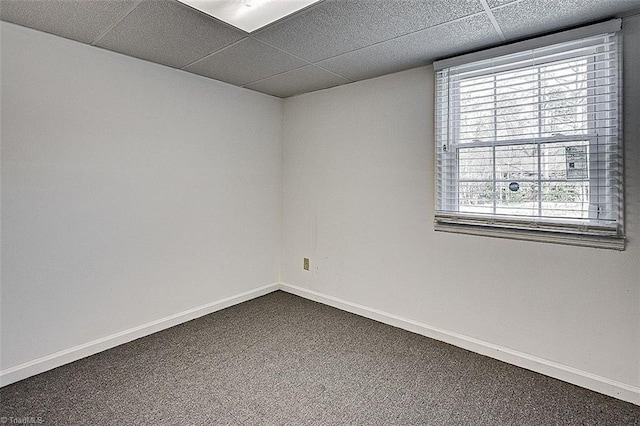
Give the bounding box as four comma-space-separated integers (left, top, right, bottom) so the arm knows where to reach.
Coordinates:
1, 0, 638, 98
478, 0, 507, 40
89, 0, 146, 46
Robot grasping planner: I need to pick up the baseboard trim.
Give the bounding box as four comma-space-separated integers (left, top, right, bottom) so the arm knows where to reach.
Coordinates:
4, 282, 638, 406
279, 282, 640, 406
0, 283, 279, 387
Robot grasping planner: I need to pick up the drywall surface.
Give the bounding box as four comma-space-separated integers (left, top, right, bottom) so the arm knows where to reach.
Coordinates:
282, 16, 640, 391
0, 22, 282, 370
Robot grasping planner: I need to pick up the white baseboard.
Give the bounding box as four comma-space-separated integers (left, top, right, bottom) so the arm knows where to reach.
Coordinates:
279, 282, 640, 406
4, 282, 638, 406
0, 283, 279, 387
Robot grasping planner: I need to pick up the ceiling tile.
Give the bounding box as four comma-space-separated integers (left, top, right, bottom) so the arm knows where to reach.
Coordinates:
318, 14, 502, 82
253, 0, 483, 62
486, 0, 519, 7
184, 38, 307, 86
244, 65, 350, 98
0, 0, 139, 44
493, 0, 640, 40
95, 0, 246, 69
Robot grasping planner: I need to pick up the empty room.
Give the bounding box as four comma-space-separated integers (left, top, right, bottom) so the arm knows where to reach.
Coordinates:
1, 0, 640, 424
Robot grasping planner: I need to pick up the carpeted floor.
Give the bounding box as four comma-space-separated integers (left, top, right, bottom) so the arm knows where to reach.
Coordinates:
1, 290, 639, 425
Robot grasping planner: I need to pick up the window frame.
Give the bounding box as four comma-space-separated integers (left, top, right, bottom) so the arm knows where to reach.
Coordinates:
433, 21, 625, 250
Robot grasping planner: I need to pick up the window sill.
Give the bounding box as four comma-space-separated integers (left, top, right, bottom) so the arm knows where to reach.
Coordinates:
434, 222, 626, 250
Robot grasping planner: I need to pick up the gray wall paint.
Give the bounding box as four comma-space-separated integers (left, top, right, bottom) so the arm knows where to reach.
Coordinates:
1, 22, 282, 369
281, 16, 640, 389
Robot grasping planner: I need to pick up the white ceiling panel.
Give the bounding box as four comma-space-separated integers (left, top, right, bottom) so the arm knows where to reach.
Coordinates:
244, 65, 350, 98
492, 0, 640, 40
2, 0, 639, 97
317, 14, 502, 81
486, 0, 519, 8
184, 38, 307, 86
96, 0, 246, 69
253, 0, 483, 62
0, 0, 139, 44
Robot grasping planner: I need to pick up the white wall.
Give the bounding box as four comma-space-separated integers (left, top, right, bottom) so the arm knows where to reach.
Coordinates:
282, 15, 640, 401
0, 22, 282, 372
2, 12, 639, 404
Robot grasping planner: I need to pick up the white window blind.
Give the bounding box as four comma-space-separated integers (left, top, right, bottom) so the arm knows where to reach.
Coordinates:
435, 26, 624, 249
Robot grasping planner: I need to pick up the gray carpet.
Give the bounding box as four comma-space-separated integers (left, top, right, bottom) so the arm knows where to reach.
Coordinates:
1, 291, 639, 425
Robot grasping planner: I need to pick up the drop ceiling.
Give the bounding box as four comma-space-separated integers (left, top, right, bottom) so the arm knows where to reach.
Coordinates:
1, 0, 639, 98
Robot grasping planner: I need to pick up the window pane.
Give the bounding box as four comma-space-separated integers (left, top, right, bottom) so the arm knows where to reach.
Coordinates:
495, 144, 538, 180
540, 141, 589, 180
458, 77, 494, 143
458, 182, 494, 214
540, 60, 588, 137
458, 147, 493, 181
495, 181, 537, 217
495, 69, 538, 141
540, 182, 590, 219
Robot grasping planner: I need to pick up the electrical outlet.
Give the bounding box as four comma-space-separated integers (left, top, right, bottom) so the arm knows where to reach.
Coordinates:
303, 258, 310, 270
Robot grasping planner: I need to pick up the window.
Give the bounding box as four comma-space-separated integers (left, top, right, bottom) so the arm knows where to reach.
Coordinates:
434, 21, 624, 250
